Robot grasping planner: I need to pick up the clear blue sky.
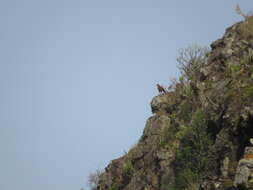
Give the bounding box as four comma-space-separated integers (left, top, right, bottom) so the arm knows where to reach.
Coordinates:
0, 0, 252, 190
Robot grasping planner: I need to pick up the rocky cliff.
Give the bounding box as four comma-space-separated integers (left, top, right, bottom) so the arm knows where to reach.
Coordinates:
94, 16, 253, 190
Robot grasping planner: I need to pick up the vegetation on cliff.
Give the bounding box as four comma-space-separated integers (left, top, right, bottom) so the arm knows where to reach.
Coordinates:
88, 11, 253, 190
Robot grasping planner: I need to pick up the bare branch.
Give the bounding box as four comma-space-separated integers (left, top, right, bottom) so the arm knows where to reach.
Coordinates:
235, 4, 248, 19
177, 45, 209, 82
88, 169, 103, 190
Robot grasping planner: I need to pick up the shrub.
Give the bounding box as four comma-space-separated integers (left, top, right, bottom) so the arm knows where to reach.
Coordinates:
160, 184, 179, 190
177, 45, 209, 82
158, 122, 178, 147
175, 168, 199, 189
243, 85, 253, 98
235, 4, 249, 19
178, 101, 193, 122
185, 182, 200, 190
175, 110, 212, 189
235, 5, 253, 39
88, 169, 103, 190
109, 183, 119, 190
122, 159, 134, 178
108, 176, 121, 190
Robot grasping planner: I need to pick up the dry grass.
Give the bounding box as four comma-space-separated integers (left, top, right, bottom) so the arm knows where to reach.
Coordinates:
185, 182, 200, 190
239, 16, 253, 39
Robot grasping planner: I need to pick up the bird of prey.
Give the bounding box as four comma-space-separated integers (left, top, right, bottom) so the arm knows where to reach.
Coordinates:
157, 84, 167, 94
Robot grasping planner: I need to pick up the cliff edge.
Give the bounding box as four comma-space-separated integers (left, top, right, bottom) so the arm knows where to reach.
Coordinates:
94, 16, 253, 190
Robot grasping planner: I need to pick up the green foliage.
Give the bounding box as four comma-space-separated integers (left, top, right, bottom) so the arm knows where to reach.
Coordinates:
222, 179, 234, 189
160, 184, 179, 190
243, 85, 253, 97
158, 123, 178, 147
174, 110, 212, 189
122, 159, 134, 178
175, 124, 189, 140
159, 136, 168, 147
175, 168, 199, 189
109, 183, 119, 190
224, 62, 242, 79
109, 177, 120, 190
228, 64, 241, 74
183, 84, 194, 98
170, 113, 177, 120
179, 76, 185, 82
177, 101, 193, 122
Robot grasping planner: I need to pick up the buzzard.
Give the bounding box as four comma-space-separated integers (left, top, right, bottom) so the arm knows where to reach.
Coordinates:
156, 84, 167, 94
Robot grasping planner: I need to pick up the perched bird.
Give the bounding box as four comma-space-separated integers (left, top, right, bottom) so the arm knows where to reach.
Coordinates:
157, 84, 167, 94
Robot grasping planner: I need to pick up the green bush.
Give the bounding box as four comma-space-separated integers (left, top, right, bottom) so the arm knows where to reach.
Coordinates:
108, 175, 121, 190
109, 183, 119, 190
122, 159, 134, 178
175, 110, 212, 189
243, 85, 253, 97
158, 122, 178, 147
178, 101, 193, 122
175, 168, 199, 189
160, 184, 179, 190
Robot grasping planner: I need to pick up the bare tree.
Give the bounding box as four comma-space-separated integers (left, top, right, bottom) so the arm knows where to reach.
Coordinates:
177, 44, 209, 82
235, 4, 248, 19
88, 169, 103, 190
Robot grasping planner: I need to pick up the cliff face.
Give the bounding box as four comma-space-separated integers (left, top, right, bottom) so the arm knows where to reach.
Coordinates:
95, 17, 253, 190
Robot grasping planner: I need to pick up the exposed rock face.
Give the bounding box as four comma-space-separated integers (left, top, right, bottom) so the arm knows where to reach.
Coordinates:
234, 147, 253, 188
94, 18, 253, 190
150, 93, 177, 114
96, 97, 179, 190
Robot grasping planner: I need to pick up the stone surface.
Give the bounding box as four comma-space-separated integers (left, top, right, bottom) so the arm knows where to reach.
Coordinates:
93, 19, 253, 190
234, 147, 253, 188
221, 157, 230, 178
150, 92, 177, 114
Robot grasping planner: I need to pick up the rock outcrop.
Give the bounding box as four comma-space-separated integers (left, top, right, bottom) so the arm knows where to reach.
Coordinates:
94, 16, 253, 190
234, 147, 253, 188
97, 100, 179, 190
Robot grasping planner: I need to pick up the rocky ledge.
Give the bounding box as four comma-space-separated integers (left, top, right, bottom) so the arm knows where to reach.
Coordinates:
93, 16, 253, 190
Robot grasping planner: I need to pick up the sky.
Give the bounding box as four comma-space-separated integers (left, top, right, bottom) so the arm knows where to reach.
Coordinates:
0, 0, 252, 190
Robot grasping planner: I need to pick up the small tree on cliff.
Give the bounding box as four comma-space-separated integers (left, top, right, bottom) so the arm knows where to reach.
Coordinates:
88, 169, 103, 190
177, 44, 209, 82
